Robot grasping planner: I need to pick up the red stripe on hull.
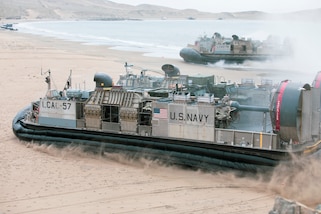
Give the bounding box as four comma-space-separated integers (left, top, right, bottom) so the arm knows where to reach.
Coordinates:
275, 81, 289, 131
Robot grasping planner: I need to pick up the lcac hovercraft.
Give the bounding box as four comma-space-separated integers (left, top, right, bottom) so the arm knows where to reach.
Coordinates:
12, 64, 321, 172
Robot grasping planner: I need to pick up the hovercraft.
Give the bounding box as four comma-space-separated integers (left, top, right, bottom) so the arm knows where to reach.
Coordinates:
180, 32, 291, 64
12, 64, 321, 172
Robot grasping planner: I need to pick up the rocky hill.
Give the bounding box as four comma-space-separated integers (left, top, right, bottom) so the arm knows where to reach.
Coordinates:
0, 0, 320, 21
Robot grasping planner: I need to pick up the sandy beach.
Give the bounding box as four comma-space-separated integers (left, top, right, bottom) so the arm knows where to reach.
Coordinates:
0, 29, 319, 213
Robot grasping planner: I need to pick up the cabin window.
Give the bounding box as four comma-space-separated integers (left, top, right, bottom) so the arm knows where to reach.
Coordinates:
138, 102, 152, 126
102, 105, 119, 123
242, 45, 246, 52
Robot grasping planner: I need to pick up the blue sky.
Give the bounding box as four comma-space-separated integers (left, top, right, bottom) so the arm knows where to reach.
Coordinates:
111, 0, 321, 13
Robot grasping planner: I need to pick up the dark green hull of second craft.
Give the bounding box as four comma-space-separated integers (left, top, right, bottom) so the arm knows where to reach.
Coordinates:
179, 47, 281, 64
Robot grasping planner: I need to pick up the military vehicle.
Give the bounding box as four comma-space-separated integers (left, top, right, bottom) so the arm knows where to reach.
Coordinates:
12, 64, 321, 172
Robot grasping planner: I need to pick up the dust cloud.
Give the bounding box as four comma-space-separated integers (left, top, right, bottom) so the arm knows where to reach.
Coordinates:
267, 151, 321, 207
264, 20, 321, 83
25, 141, 321, 208
209, 19, 321, 85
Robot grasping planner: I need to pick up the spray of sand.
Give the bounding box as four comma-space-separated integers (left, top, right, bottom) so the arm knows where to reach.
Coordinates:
25, 141, 167, 170
23, 142, 266, 183
24, 141, 321, 208
267, 152, 321, 206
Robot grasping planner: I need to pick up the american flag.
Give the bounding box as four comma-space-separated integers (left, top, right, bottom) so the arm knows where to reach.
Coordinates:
153, 108, 168, 119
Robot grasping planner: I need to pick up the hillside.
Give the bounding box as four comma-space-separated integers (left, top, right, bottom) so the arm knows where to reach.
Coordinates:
0, 0, 320, 21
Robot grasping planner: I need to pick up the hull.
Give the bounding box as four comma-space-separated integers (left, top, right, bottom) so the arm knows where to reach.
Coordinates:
180, 47, 280, 64
12, 106, 305, 172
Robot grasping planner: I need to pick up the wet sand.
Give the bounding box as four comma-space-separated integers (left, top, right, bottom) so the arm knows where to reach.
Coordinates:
0, 29, 319, 213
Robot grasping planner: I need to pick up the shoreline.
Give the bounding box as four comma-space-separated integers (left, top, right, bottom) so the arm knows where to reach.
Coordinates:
12, 19, 321, 86
10, 26, 296, 82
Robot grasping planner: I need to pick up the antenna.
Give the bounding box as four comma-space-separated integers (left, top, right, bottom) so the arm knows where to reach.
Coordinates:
124, 62, 133, 75
63, 69, 72, 91
41, 69, 51, 91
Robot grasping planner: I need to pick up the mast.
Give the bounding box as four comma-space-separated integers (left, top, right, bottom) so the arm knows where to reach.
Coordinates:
63, 69, 72, 91
42, 69, 51, 92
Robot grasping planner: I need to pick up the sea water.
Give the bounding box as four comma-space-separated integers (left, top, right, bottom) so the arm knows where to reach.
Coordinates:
17, 19, 316, 57
17, 19, 321, 81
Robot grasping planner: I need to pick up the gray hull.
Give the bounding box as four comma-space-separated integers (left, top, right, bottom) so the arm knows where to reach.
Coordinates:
13, 106, 297, 173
